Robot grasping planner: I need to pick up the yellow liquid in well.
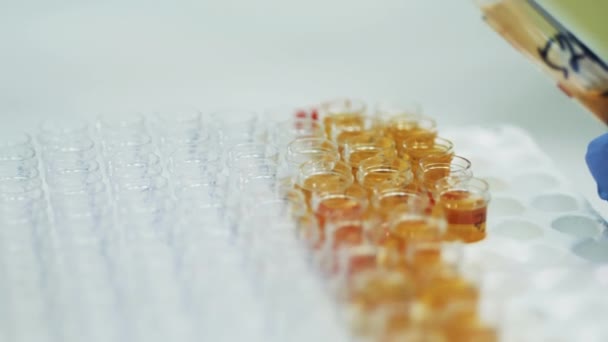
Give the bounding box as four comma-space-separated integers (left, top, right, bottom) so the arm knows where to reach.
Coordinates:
286, 102, 491, 340
361, 170, 413, 193
409, 246, 441, 269
439, 190, 487, 243
335, 251, 379, 279
324, 114, 365, 139
404, 148, 452, 181
330, 223, 365, 250
387, 124, 436, 153
418, 276, 479, 310
361, 169, 400, 189
391, 219, 438, 242
443, 323, 497, 342
337, 130, 377, 147
405, 147, 452, 163
374, 194, 426, 225
349, 273, 415, 311
316, 196, 363, 229
348, 147, 388, 179
420, 168, 451, 190
298, 172, 351, 207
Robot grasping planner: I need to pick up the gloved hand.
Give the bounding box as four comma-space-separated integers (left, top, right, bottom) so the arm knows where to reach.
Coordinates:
586, 133, 608, 200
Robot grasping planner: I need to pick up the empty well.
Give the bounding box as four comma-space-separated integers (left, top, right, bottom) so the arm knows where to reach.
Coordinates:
552, 215, 603, 239
492, 219, 544, 241
490, 197, 525, 216
572, 239, 608, 263
468, 248, 520, 272
531, 193, 579, 212
482, 177, 509, 192
510, 153, 551, 167
548, 269, 593, 292
465, 156, 493, 172
525, 244, 570, 268
512, 172, 560, 194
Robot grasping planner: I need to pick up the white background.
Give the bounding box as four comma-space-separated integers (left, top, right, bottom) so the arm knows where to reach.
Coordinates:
1, 0, 606, 216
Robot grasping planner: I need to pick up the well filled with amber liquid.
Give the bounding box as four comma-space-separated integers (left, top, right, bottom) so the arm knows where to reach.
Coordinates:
288, 100, 493, 341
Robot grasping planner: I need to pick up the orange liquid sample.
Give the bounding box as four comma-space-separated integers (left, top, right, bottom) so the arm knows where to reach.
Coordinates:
297, 172, 351, 208
373, 194, 426, 226
329, 224, 364, 250
405, 148, 453, 177
443, 324, 497, 342
361, 169, 401, 189
337, 130, 376, 148
316, 197, 363, 223
314, 197, 364, 249
387, 124, 437, 155
386, 220, 442, 272
438, 190, 487, 243
294, 214, 319, 248
324, 114, 365, 140
382, 327, 444, 342
418, 275, 479, 310
391, 219, 439, 242
348, 148, 384, 175
404, 146, 448, 161
361, 170, 414, 194
285, 108, 492, 341
365, 217, 393, 248
420, 168, 451, 190
409, 246, 441, 270
349, 149, 382, 164
335, 251, 378, 279
348, 272, 415, 311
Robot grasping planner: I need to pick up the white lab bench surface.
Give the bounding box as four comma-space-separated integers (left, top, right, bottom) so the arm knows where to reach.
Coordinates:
1, 0, 606, 216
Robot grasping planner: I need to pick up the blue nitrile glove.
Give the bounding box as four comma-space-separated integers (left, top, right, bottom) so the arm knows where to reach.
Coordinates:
586, 133, 608, 201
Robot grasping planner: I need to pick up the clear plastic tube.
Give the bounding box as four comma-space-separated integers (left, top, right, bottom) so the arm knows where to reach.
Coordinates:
113, 176, 170, 211
0, 131, 32, 148
154, 109, 208, 146
97, 113, 147, 138
227, 143, 280, 169
101, 132, 154, 158
0, 187, 46, 223
108, 152, 163, 180
167, 142, 220, 165
231, 160, 279, 185
286, 138, 340, 175
42, 137, 97, 163
270, 116, 325, 147
50, 183, 110, 220
0, 145, 36, 163
175, 182, 224, 209
0, 176, 42, 194
0, 163, 40, 181
213, 110, 259, 148
38, 118, 90, 146
45, 160, 103, 190
0, 145, 39, 181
